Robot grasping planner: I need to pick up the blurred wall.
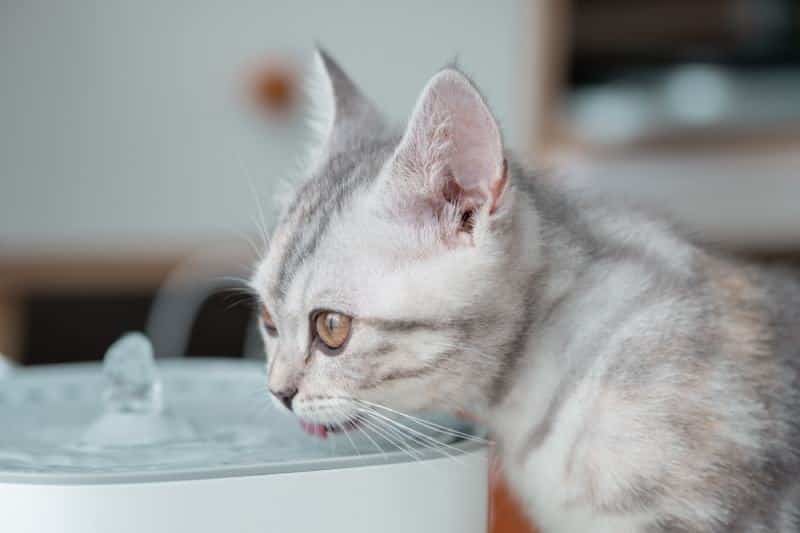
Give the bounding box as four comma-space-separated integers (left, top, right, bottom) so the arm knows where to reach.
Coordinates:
0, 0, 523, 251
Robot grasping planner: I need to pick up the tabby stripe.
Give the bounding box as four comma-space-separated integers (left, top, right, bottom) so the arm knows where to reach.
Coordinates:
361, 348, 456, 391
271, 139, 396, 301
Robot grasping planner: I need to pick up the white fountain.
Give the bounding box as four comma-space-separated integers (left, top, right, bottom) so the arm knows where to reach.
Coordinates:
0, 333, 488, 533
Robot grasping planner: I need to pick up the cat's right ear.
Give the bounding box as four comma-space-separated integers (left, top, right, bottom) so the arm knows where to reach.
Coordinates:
382, 68, 509, 244
305, 47, 384, 158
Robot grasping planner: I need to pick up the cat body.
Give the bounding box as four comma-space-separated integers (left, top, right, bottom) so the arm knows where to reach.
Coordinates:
489, 181, 800, 532
252, 49, 800, 532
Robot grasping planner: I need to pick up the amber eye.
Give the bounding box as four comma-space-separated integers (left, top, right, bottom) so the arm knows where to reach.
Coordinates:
314, 311, 351, 350
261, 307, 277, 334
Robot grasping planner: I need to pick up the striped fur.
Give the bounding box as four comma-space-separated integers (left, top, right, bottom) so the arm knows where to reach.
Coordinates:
252, 50, 800, 532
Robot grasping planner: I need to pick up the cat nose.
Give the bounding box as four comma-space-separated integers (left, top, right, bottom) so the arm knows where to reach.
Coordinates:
271, 387, 298, 411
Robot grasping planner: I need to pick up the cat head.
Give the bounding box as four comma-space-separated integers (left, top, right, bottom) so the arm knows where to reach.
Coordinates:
252, 49, 536, 436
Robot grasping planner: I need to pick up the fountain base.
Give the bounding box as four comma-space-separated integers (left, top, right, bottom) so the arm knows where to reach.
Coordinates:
0, 333, 489, 532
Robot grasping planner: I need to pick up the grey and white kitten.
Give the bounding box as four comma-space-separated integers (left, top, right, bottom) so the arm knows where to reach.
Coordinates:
252, 50, 800, 532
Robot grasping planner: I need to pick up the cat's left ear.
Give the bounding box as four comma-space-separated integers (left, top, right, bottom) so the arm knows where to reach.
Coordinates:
306, 47, 384, 157
388, 68, 508, 222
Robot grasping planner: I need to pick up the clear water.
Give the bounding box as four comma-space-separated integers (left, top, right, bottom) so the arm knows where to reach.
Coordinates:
0, 333, 472, 477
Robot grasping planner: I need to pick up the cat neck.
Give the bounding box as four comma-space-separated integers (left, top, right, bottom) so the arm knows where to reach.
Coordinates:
477, 169, 698, 443
467, 171, 597, 422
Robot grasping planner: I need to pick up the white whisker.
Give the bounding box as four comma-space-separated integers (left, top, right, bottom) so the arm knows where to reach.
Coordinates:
238, 154, 271, 259
339, 422, 361, 456
361, 413, 459, 469
355, 399, 489, 444
353, 419, 387, 459
358, 408, 464, 464
215, 275, 256, 289
356, 415, 424, 462
331, 404, 361, 457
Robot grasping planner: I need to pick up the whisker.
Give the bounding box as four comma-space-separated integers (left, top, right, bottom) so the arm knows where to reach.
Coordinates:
357, 416, 420, 461
237, 152, 271, 259
230, 228, 262, 260
340, 422, 361, 456
326, 402, 387, 459
358, 408, 465, 464
359, 414, 451, 470
355, 399, 489, 444
332, 405, 361, 457
358, 412, 456, 470
352, 419, 387, 459
217, 288, 257, 299
356, 415, 424, 462
215, 275, 256, 287
221, 295, 256, 312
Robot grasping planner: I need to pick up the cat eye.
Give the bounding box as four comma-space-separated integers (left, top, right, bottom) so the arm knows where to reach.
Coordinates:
261, 307, 278, 335
314, 311, 351, 350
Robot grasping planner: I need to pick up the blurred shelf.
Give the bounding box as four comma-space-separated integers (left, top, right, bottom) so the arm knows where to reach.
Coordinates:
523, 0, 800, 256
0, 253, 181, 294
0, 239, 256, 361
549, 121, 800, 160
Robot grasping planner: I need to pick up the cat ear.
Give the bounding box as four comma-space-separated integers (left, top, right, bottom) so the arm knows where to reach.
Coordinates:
388, 69, 508, 224
306, 47, 384, 157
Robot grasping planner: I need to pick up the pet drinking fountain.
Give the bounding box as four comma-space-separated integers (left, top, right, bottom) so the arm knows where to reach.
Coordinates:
0, 333, 488, 533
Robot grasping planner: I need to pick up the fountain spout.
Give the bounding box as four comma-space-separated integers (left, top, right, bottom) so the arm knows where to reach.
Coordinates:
80, 333, 195, 447
104, 332, 163, 414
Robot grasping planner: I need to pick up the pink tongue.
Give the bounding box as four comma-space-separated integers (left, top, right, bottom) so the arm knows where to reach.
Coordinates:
299, 421, 328, 439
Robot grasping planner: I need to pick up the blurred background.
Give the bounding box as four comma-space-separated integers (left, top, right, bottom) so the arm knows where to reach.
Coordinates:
1, 2, 799, 530
0, 0, 523, 365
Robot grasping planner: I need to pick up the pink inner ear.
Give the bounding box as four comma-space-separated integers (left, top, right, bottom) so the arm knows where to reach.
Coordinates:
446, 92, 502, 194
489, 160, 509, 214
443, 157, 508, 223
391, 69, 506, 219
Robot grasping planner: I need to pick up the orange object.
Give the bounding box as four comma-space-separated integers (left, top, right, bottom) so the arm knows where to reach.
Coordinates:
247, 55, 299, 118
490, 459, 538, 533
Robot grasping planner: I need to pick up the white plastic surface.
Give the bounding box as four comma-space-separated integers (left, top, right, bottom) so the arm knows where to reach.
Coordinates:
0, 447, 488, 533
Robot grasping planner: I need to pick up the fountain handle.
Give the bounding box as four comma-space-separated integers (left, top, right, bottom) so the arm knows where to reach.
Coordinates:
145, 245, 262, 358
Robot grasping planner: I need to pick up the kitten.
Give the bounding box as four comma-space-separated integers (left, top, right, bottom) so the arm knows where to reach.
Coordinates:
251, 49, 800, 532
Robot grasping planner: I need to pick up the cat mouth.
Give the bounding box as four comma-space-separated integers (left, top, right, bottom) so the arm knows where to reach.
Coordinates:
299, 418, 361, 439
